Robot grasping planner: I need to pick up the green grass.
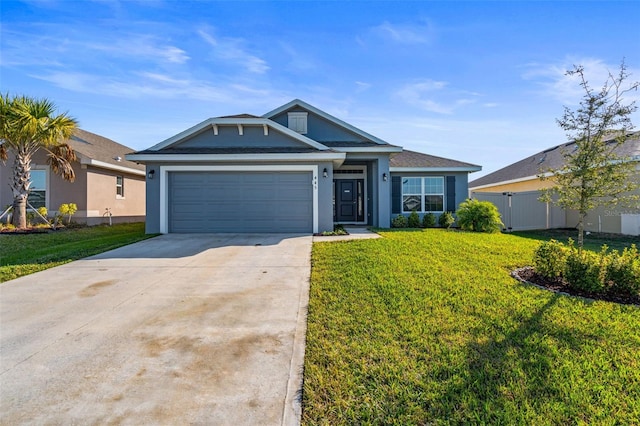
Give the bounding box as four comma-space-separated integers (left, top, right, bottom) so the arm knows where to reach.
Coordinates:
303, 229, 640, 425
0, 223, 156, 282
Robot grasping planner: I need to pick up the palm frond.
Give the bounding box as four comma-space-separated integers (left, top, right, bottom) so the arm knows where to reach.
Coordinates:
46, 143, 77, 182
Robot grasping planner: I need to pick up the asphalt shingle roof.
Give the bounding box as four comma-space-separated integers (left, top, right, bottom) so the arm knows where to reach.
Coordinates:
469, 131, 640, 188
390, 149, 481, 169
70, 129, 145, 172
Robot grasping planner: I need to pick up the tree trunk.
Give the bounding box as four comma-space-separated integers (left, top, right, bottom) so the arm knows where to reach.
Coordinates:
577, 212, 585, 250
12, 196, 27, 229
10, 150, 31, 229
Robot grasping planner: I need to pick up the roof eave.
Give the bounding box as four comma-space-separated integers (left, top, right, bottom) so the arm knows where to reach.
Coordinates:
338, 146, 403, 153
391, 166, 482, 173
80, 158, 145, 176
125, 152, 347, 163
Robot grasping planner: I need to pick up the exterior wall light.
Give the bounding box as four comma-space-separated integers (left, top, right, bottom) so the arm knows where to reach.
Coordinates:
382, 172, 388, 181
323, 168, 328, 178
148, 169, 155, 179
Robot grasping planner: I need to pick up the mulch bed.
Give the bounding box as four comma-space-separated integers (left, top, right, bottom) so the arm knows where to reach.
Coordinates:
512, 267, 640, 306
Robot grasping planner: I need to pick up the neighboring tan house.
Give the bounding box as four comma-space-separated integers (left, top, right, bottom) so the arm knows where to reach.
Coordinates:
469, 131, 640, 235
127, 99, 481, 234
0, 129, 146, 225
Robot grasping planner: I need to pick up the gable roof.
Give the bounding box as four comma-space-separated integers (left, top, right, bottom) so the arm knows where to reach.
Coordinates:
390, 149, 482, 172
138, 117, 331, 152
263, 99, 391, 146
69, 129, 145, 176
469, 131, 640, 189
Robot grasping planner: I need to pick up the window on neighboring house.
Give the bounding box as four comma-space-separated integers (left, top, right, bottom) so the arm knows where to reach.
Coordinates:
27, 169, 47, 209
402, 176, 444, 212
116, 175, 124, 197
288, 112, 308, 134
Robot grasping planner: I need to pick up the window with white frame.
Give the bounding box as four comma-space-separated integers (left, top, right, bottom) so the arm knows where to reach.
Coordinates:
402, 176, 444, 212
288, 112, 308, 134
28, 169, 47, 209
116, 175, 124, 197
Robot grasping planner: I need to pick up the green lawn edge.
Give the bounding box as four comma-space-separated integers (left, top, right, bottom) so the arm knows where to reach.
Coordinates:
303, 229, 640, 425
0, 223, 157, 283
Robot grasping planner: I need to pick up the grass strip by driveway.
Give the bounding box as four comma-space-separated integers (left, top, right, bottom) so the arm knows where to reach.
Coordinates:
303, 229, 640, 425
0, 223, 156, 282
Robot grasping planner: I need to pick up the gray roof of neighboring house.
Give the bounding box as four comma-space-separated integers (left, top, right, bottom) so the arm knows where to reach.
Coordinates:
469, 131, 640, 189
69, 129, 145, 173
390, 149, 481, 170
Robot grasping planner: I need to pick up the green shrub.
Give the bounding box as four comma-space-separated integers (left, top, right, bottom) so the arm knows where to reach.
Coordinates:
391, 214, 408, 228
456, 199, 503, 233
407, 210, 421, 228
438, 211, 455, 229
564, 243, 609, 294
533, 240, 567, 279
422, 212, 436, 228
606, 245, 640, 296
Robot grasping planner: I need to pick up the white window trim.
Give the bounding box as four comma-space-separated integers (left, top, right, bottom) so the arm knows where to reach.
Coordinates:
159, 165, 319, 234
116, 175, 125, 199
28, 166, 50, 209
401, 176, 445, 213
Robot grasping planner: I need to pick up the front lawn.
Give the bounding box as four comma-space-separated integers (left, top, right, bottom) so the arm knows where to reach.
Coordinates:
304, 229, 640, 425
0, 223, 156, 282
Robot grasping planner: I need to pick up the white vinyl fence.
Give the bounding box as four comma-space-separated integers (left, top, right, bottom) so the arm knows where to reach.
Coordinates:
471, 191, 565, 232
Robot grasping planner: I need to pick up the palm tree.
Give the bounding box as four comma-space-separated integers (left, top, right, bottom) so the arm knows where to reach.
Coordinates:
0, 94, 78, 228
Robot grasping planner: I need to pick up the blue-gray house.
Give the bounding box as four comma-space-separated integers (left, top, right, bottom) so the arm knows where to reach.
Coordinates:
127, 99, 481, 233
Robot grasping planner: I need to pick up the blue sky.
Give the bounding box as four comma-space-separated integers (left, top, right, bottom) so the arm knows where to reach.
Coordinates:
2, 0, 639, 178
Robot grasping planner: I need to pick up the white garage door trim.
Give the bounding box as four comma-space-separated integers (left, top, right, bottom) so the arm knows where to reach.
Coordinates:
159, 165, 318, 234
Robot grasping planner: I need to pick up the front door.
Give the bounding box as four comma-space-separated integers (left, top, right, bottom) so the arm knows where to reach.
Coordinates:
335, 179, 364, 222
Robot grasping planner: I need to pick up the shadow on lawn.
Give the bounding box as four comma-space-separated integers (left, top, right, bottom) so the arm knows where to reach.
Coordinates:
443, 294, 598, 422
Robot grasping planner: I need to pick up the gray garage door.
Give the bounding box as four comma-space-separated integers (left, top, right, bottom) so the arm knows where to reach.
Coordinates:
169, 171, 313, 233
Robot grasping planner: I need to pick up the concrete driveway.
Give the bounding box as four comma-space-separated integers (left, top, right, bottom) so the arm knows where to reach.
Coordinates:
0, 233, 312, 425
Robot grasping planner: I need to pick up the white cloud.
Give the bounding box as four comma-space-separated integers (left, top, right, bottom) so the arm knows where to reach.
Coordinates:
355, 81, 371, 92
198, 29, 269, 74
280, 42, 317, 71
373, 20, 434, 44
31, 70, 274, 104
2, 27, 189, 66
395, 80, 478, 114
522, 57, 640, 105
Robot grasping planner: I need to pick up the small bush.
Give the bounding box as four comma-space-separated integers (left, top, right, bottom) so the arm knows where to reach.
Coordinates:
533, 240, 567, 279
606, 245, 640, 296
58, 203, 78, 225
564, 243, 609, 294
407, 210, 421, 228
391, 214, 408, 228
422, 212, 436, 228
438, 211, 455, 229
456, 199, 503, 233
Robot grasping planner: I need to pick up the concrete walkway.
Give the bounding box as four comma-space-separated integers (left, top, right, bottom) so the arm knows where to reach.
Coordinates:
0, 234, 311, 425
312, 226, 381, 242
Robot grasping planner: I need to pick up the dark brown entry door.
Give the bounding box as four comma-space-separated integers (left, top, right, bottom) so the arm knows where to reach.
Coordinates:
335, 179, 364, 222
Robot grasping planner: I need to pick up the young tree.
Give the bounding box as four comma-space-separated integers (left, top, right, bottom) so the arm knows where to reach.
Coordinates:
0, 95, 78, 228
540, 61, 640, 249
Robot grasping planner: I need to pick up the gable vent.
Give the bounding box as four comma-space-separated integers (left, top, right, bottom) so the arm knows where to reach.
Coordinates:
288, 112, 308, 134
